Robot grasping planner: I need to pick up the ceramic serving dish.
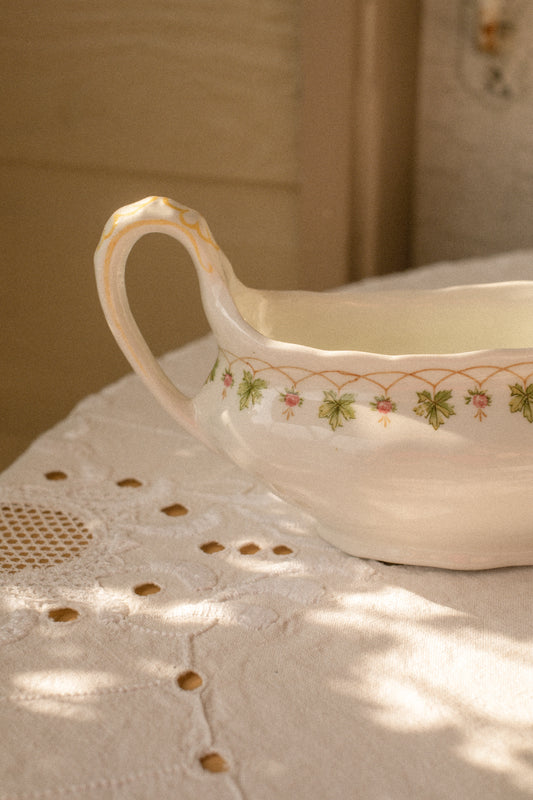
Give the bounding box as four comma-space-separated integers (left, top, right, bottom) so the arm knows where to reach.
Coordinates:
95, 196, 533, 570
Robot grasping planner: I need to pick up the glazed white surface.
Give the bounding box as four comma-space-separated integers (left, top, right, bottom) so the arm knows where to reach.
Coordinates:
95, 197, 533, 568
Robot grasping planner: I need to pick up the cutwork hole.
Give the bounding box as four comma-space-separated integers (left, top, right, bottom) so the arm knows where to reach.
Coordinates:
161, 503, 188, 517
273, 545, 293, 555
239, 543, 260, 555
200, 541, 225, 554
200, 753, 229, 773
116, 478, 143, 488
45, 471, 67, 481
48, 607, 79, 622
134, 582, 161, 596
177, 670, 203, 691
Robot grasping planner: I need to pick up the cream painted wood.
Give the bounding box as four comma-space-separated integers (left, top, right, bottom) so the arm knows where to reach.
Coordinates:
298, 0, 354, 290
351, 0, 421, 279
0, 0, 300, 185
0, 1, 302, 471
297, 0, 421, 285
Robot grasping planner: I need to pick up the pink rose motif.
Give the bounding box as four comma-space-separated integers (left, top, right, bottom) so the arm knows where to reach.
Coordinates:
376, 399, 393, 414
221, 369, 234, 397
370, 395, 397, 426
284, 392, 300, 408
472, 393, 488, 409
465, 387, 491, 420
280, 388, 303, 418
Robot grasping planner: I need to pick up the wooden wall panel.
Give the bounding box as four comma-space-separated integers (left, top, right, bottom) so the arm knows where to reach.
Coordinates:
0, 0, 300, 184
351, 0, 421, 279
297, 0, 421, 284
0, 0, 302, 470
298, 0, 354, 290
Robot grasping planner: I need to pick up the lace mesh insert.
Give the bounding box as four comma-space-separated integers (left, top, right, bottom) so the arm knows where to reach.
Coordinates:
0, 502, 93, 573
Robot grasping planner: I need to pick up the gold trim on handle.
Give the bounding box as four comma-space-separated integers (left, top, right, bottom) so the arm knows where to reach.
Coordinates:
97, 196, 220, 260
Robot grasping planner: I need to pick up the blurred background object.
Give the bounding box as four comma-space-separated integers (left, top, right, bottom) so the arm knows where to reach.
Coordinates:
415, 0, 533, 265
2, 0, 533, 471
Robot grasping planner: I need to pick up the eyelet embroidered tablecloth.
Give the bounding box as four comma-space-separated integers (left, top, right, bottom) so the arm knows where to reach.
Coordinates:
3, 251, 533, 800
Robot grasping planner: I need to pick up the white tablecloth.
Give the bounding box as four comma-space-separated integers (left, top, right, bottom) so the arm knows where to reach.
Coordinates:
2, 251, 533, 800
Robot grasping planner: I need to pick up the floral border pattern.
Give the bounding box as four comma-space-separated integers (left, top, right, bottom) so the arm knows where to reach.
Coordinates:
206, 350, 533, 431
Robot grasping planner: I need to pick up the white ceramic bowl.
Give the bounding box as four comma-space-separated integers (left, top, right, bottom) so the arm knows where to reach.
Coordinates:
95, 196, 533, 569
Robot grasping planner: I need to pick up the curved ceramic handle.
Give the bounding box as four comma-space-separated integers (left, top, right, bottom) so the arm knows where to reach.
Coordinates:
94, 196, 223, 449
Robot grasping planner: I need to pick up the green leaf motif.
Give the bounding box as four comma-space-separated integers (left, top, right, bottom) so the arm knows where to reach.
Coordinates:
413, 389, 455, 430
237, 371, 268, 410
318, 390, 356, 431
509, 383, 533, 423
206, 357, 219, 383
